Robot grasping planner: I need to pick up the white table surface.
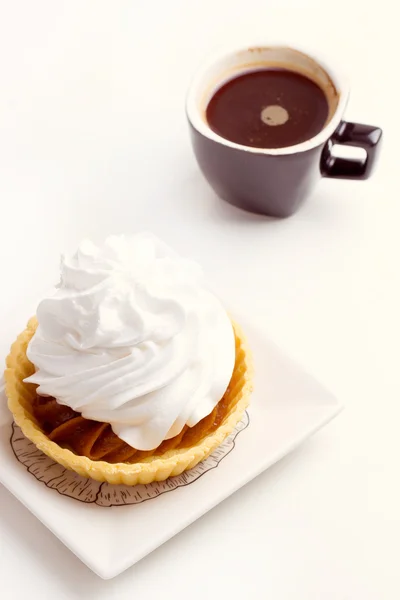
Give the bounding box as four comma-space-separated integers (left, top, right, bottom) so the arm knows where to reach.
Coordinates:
0, 1, 397, 598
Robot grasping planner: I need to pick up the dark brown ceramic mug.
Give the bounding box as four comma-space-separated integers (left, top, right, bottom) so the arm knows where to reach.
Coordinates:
186, 45, 382, 218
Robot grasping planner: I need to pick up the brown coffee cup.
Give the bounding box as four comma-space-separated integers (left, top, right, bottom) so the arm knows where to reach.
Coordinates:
186, 45, 382, 218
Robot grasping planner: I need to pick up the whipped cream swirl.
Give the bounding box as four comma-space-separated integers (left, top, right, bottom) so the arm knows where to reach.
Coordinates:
25, 234, 235, 450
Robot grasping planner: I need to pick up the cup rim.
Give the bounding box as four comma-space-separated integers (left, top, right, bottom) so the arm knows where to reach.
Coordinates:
186, 43, 350, 156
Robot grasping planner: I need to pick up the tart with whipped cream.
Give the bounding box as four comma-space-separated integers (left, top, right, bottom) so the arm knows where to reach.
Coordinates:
5, 234, 252, 485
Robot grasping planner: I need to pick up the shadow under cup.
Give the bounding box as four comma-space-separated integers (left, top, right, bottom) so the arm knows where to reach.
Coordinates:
186, 46, 382, 218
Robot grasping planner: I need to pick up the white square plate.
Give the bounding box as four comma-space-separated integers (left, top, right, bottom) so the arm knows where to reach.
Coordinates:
0, 318, 341, 579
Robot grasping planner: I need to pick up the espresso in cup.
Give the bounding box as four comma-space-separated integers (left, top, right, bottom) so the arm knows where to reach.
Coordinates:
187, 45, 382, 217
206, 68, 332, 149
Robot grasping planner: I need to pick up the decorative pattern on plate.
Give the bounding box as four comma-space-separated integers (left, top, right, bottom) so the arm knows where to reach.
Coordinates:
10, 411, 249, 507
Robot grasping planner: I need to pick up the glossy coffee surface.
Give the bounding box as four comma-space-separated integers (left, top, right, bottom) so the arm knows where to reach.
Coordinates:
206, 68, 329, 149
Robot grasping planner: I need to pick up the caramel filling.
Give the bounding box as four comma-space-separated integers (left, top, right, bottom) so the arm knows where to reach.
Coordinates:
31, 387, 233, 464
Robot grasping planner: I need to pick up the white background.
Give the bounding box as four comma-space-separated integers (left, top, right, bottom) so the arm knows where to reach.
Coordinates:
0, 0, 398, 598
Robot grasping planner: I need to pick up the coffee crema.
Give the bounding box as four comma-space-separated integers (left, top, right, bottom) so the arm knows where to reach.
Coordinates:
206, 68, 329, 149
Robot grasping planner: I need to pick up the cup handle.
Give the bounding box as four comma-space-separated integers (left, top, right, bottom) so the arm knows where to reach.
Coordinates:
320, 121, 382, 179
